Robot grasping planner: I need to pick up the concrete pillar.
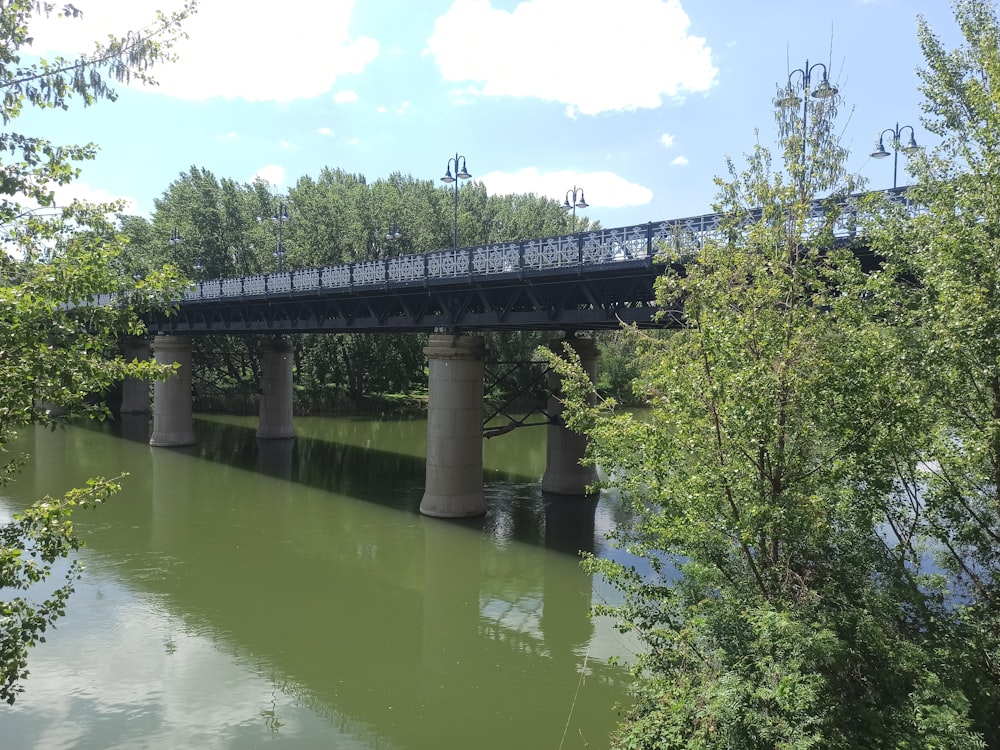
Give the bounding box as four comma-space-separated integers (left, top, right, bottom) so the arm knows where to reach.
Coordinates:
420, 334, 487, 518
541, 337, 599, 495
256, 338, 296, 440
149, 335, 196, 447
120, 336, 152, 415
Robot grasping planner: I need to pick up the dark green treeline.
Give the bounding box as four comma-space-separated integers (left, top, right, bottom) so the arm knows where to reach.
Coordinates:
116, 166, 649, 411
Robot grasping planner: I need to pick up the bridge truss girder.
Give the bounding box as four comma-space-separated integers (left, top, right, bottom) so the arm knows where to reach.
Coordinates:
146, 260, 682, 335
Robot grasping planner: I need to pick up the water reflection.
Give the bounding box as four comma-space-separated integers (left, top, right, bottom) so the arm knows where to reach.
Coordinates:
4, 419, 633, 749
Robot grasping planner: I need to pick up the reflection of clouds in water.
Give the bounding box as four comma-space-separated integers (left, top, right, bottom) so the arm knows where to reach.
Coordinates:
481, 594, 544, 641
6, 565, 372, 750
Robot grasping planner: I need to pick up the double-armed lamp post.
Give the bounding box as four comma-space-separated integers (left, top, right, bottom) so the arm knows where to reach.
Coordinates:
272, 201, 289, 272
775, 59, 838, 168
562, 186, 588, 233
870, 123, 920, 189
441, 153, 471, 249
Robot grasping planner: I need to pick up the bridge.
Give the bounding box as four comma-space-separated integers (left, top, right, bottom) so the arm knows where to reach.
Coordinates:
144, 219, 683, 335
116, 188, 907, 518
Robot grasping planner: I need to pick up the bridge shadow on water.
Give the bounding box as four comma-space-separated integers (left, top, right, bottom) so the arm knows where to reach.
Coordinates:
107, 413, 604, 560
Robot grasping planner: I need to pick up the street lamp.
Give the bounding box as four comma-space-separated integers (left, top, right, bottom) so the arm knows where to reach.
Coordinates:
169, 228, 183, 245
870, 123, 920, 189
562, 187, 588, 233
441, 153, 471, 248
775, 58, 838, 168
272, 201, 289, 272
385, 221, 403, 241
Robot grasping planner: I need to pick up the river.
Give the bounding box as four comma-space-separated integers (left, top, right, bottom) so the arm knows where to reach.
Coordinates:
1, 413, 637, 749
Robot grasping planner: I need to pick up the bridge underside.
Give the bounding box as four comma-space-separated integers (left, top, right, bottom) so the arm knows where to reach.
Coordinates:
145, 260, 683, 335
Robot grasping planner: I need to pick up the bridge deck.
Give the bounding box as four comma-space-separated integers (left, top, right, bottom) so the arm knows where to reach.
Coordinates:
135, 188, 907, 335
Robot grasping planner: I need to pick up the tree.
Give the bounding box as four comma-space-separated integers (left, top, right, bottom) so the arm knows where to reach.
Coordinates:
1, 1, 194, 704
863, 0, 1000, 735
121, 162, 611, 410
0, 0, 196, 221
124, 167, 280, 413
548, 34, 993, 749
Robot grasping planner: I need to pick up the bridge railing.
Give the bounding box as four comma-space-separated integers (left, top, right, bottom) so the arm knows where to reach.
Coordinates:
80, 188, 912, 308
172, 219, 720, 303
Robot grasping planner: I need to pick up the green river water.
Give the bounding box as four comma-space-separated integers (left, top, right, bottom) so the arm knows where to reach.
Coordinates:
1, 414, 637, 749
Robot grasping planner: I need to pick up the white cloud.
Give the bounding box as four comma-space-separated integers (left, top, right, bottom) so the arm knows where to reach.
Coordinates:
253, 165, 286, 187
317, 127, 335, 137
376, 105, 388, 114
278, 140, 294, 150
26, 1, 379, 103
661, 133, 675, 148
216, 132, 239, 142
670, 155, 689, 166
477, 167, 653, 208
333, 90, 359, 104
425, 0, 716, 116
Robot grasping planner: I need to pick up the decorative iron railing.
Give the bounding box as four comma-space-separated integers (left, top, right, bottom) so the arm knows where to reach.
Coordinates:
87, 187, 912, 308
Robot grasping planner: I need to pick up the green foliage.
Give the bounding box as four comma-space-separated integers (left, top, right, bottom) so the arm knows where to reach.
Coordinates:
0, 213, 187, 705
862, 0, 1000, 738
547, 8, 1000, 745
0, 0, 197, 221
294, 332, 425, 408
122, 164, 586, 407
0, 1, 193, 705
594, 328, 666, 406
0, 477, 123, 705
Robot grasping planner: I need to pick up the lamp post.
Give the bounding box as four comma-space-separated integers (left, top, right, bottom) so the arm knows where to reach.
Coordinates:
870, 123, 920, 189
272, 201, 289, 272
562, 187, 588, 233
385, 221, 402, 241
168, 228, 186, 275
440, 153, 471, 249
775, 59, 838, 169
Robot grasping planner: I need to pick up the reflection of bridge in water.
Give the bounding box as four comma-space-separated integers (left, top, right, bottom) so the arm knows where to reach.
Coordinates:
29, 421, 632, 749
112, 190, 906, 518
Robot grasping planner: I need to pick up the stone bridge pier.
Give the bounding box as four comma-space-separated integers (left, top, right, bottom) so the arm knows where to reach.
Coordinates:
144, 335, 296, 447
541, 337, 599, 496
149, 335, 196, 447
141, 332, 599, 519
420, 334, 487, 518
256, 338, 296, 440
419, 333, 600, 518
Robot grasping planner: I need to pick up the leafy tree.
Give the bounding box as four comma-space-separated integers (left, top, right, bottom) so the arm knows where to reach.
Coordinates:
0, 0, 196, 222
547, 30, 993, 749
593, 329, 659, 406
0, 1, 193, 704
126, 162, 610, 409
144, 166, 274, 278
458, 182, 586, 245
863, 0, 1000, 736
126, 167, 281, 412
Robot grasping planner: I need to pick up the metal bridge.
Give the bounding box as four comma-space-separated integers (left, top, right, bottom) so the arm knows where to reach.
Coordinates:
138, 187, 907, 336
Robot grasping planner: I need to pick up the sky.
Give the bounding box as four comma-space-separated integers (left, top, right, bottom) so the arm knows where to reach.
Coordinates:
14, 0, 973, 234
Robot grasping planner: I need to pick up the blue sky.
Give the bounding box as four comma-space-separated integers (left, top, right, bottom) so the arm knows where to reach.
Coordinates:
17, 0, 970, 232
